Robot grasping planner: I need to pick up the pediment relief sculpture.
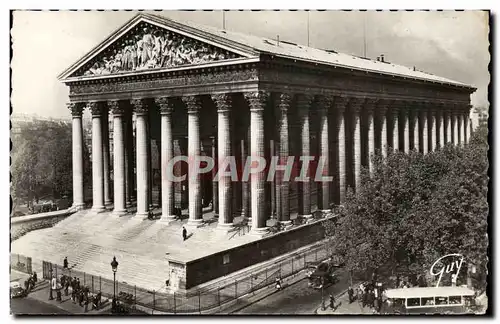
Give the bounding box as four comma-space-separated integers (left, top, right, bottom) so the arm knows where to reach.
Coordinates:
72, 22, 242, 77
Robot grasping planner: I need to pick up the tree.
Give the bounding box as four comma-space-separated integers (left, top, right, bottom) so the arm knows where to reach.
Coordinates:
324, 125, 489, 288
11, 118, 91, 211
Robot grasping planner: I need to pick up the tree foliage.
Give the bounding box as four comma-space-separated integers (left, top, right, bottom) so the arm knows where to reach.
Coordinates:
324, 124, 489, 285
11, 119, 91, 209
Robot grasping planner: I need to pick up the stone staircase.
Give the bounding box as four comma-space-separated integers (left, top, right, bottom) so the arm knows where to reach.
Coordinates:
11, 208, 260, 292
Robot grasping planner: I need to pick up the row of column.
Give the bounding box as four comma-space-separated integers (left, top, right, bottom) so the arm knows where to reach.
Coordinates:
68, 95, 473, 236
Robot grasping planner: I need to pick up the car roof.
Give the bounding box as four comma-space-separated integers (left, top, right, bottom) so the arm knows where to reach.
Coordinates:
385, 286, 475, 299
10, 281, 21, 288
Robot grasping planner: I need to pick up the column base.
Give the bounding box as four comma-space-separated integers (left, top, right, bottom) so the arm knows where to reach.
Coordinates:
112, 209, 128, 217
159, 215, 177, 224
71, 203, 86, 211
279, 220, 293, 230
320, 209, 332, 216
105, 200, 113, 206
215, 223, 235, 235
300, 214, 314, 223
91, 206, 106, 213
249, 227, 269, 238
186, 219, 204, 228
126, 201, 132, 208
132, 212, 148, 221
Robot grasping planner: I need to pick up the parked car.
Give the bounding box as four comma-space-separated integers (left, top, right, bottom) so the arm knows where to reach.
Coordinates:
306, 258, 342, 289
10, 281, 26, 298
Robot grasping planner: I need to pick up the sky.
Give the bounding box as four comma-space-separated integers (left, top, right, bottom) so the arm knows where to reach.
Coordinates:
11, 10, 490, 119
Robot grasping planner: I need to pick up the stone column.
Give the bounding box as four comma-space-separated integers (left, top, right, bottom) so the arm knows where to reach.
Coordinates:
89, 102, 105, 212
428, 109, 436, 152
68, 103, 86, 210
182, 96, 203, 227
296, 94, 314, 219
451, 109, 457, 145
212, 94, 234, 232
437, 109, 445, 149
409, 107, 419, 152
124, 111, 131, 207
276, 93, 292, 224
445, 110, 452, 144
240, 137, 248, 218
317, 95, 332, 212
334, 96, 349, 204
108, 101, 127, 216
125, 111, 134, 206
419, 107, 429, 154
131, 99, 149, 219
211, 136, 219, 217
244, 91, 268, 236
350, 98, 363, 192
401, 106, 410, 154
365, 99, 377, 173
378, 101, 389, 158
456, 112, 463, 145
389, 106, 400, 152
102, 108, 112, 206
463, 110, 470, 144
155, 97, 176, 222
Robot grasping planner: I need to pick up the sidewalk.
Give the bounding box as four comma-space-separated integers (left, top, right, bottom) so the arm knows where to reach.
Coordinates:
316, 290, 375, 315
10, 269, 111, 315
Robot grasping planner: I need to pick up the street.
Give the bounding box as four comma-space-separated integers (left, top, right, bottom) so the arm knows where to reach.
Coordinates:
236, 268, 350, 314
10, 297, 70, 315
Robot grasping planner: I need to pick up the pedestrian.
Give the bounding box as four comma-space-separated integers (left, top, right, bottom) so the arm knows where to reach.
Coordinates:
63, 257, 68, 269
348, 286, 354, 304
32, 272, 37, 287
24, 279, 29, 294
182, 226, 187, 241
329, 294, 336, 310
64, 279, 69, 296
275, 276, 282, 290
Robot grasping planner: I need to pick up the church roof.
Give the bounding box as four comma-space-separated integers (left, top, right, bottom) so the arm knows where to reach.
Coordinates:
59, 13, 475, 91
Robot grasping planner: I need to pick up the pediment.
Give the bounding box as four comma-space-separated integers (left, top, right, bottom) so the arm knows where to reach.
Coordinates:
64, 16, 254, 79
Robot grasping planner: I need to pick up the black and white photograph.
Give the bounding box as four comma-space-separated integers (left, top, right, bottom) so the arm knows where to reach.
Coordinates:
8, 8, 490, 316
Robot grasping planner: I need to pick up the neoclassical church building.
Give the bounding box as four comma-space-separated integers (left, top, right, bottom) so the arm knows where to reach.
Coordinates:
14, 13, 475, 292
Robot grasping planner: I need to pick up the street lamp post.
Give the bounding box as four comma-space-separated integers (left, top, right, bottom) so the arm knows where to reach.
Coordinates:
321, 277, 325, 310
111, 256, 119, 313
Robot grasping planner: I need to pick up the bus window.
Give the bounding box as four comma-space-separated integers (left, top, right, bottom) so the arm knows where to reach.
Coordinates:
407, 298, 420, 307
421, 297, 435, 306
449, 296, 462, 305
435, 297, 449, 305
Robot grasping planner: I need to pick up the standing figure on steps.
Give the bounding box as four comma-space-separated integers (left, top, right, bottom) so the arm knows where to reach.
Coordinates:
63, 257, 68, 269
182, 226, 187, 241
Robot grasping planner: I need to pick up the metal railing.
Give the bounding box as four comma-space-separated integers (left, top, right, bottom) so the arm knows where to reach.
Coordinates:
12, 244, 328, 313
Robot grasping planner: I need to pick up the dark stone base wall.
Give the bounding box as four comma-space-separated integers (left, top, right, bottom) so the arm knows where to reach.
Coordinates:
11, 210, 73, 241
183, 218, 328, 289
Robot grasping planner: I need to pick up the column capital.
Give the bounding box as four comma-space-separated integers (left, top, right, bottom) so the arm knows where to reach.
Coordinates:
364, 98, 379, 113
275, 92, 293, 112
108, 100, 125, 116
244, 91, 269, 112
348, 97, 366, 113
332, 95, 350, 113
88, 101, 105, 117
182, 95, 202, 114
376, 99, 393, 113
131, 98, 149, 115
211, 93, 232, 113
295, 93, 314, 107
67, 102, 86, 117
315, 95, 334, 112
155, 97, 175, 115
